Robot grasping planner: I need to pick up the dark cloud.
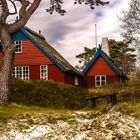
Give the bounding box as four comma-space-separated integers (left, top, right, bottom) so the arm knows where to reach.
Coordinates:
45, 23, 72, 43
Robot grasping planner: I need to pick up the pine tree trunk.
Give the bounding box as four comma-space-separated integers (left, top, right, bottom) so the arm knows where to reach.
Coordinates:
0, 27, 15, 106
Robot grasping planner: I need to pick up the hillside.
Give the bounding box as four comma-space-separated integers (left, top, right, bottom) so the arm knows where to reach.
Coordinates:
0, 106, 140, 140
0, 78, 139, 139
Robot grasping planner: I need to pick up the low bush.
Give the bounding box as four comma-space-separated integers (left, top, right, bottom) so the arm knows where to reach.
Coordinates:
10, 79, 88, 109
89, 79, 140, 103
118, 102, 140, 119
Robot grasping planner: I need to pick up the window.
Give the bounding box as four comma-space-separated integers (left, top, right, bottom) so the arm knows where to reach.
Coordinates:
12, 66, 29, 80
40, 65, 48, 80
15, 40, 22, 53
95, 75, 106, 87
74, 77, 79, 86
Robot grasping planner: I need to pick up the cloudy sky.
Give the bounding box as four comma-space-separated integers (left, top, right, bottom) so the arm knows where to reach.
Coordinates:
12, 0, 131, 66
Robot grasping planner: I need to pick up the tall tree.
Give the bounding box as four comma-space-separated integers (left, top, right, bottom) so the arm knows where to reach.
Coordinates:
76, 40, 136, 74
0, 0, 109, 105
120, 0, 140, 48
109, 40, 136, 74
76, 47, 96, 71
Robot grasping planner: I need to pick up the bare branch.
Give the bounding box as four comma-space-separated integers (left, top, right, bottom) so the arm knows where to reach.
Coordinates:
18, 0, 30, 18
8, 0, 18, 15
26, 0, 41, 16
8, 0, 41, 34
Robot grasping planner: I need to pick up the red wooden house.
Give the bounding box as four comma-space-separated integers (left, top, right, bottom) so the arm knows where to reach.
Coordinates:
82, 38, 128, 88
0, 27, 81, 86
0, 28, 128, 88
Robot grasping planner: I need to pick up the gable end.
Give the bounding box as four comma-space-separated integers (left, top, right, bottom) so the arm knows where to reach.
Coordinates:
18, 28, 67, 72
11, 30, 28, 40
83, 49, 124, 77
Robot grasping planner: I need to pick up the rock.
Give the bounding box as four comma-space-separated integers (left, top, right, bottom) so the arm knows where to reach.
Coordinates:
0, 111, 140, 140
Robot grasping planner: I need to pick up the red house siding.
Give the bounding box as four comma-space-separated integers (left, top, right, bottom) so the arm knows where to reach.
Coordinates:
0, 40, 53, 66
64, 73, 75, 85
14, 40, 53, 66
48, 64, 64, 83
30, 65, 40, 80
29, 65, 65, 82
82, 76, 95, 88
64, 74, 83, 87
86, 56, 116, 76
83, 75, 120, 88
107, 75, 120, 84
84, 56, 120, 88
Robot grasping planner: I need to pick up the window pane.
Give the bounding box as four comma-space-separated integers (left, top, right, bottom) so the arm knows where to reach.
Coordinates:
40, 65, 47, 80
102, 81, 106, 86
15, 41, 22, 53
12, 66, 29, 80
101, 76, 105, 80
96, 76, 100, 81
96, 82, 100, 86
95, 75, 106, 87
12, 68, 15, 77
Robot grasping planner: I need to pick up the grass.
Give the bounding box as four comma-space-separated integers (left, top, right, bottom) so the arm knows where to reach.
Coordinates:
0, 102, 139, 124
0, 103, 73, 122
118, 102, 140, 119
0, 103, 104, 123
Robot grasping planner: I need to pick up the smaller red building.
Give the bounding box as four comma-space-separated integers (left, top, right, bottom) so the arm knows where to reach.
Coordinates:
82, 48, 128, 88
0, 27, 82, 86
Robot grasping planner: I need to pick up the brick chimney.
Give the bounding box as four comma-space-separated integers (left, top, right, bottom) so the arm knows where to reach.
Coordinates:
101, 37, 110, 57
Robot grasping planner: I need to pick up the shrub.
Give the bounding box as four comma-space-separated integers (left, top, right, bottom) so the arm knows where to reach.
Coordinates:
118, 102, 140, 119
10, 79, 88, 109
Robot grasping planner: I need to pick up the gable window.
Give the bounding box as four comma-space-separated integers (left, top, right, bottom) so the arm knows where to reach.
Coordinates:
95, 75, 106, 87
15, 40, 22, 53
12, 66, 29, 80
74, 77, 79, 86
40, 65, 48, 80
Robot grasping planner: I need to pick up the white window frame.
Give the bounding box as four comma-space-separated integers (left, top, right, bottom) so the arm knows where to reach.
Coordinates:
15, 40, 22, 53
74, 77, 79, 86
40, 65, 48, 80
95, 75, 106, 87
12, 66, 29, 80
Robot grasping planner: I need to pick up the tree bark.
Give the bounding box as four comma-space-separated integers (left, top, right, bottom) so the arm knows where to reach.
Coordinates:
0, 0, 41, 106
0, 26, 15, 105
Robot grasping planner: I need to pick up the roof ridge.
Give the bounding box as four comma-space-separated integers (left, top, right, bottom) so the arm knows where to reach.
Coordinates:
24, 26, 45, 40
